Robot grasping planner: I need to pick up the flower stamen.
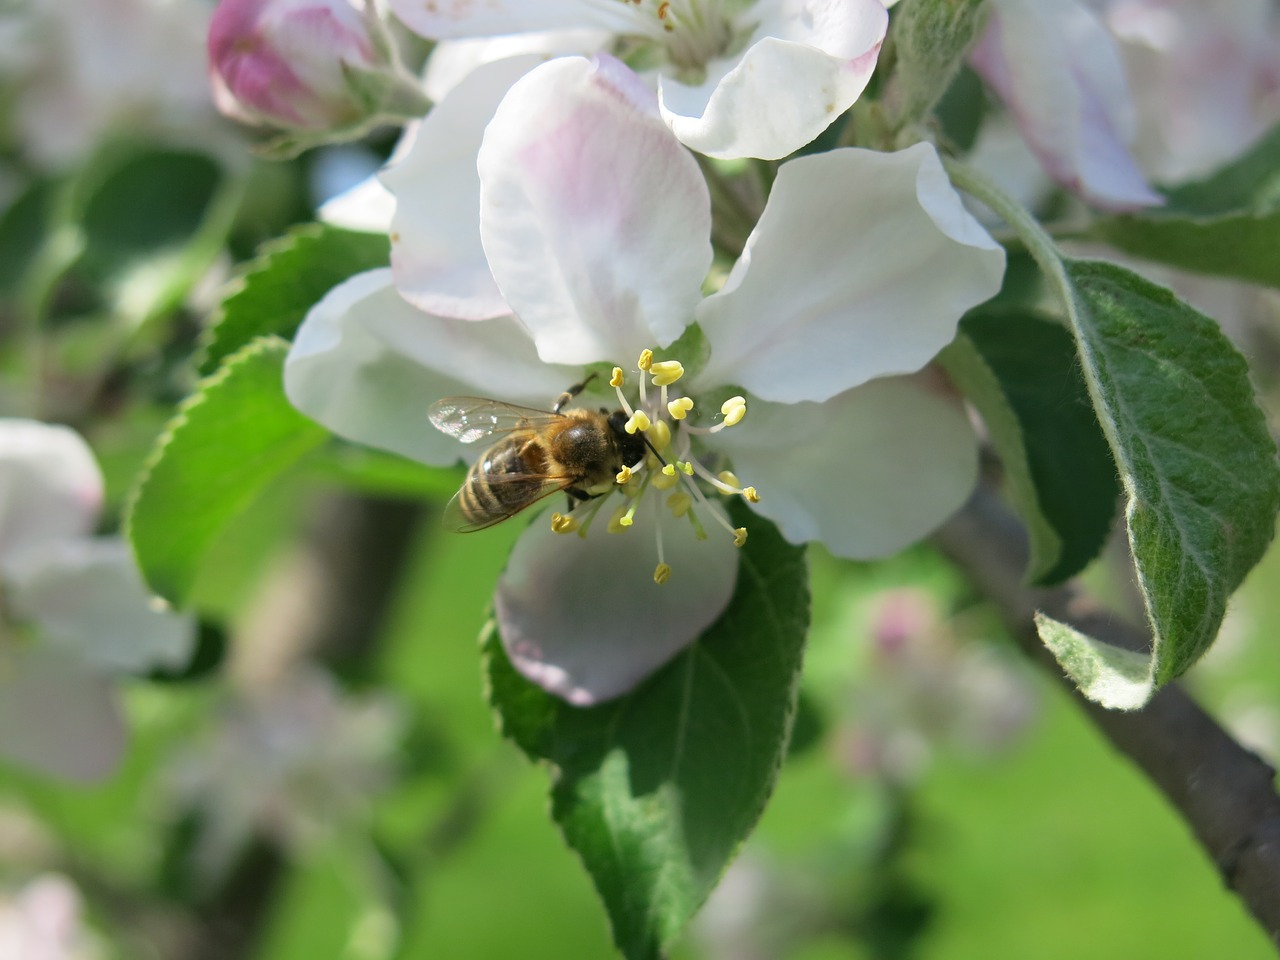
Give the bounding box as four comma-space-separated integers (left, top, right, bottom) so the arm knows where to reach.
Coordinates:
550, 511, 579, 534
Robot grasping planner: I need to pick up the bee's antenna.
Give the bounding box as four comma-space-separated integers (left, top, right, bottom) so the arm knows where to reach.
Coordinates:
642, 434, 669, 467
554, 372, 600, 413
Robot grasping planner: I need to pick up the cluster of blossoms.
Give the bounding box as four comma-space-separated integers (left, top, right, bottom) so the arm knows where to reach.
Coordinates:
206, 0, 1280, 706
284, 51, 1005, 704
0, 421, 194, 780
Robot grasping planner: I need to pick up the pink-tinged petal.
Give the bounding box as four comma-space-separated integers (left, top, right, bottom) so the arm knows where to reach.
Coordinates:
479, 55, 710, 365
709, 373, 978, 558
284, 269, 576, 463
6, 539, 195, 674
971, 0, 1163, 211
495, 507, 738, 705
659, 0, 887, 160
696, 144, 1004, 404
0, 647, 126, 781
388, 0, 637, 41
384, 56, 547, 320
0, 420, 103, 576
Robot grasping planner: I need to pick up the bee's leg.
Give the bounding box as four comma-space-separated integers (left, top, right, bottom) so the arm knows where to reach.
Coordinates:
553, 372, 600, 413
564, 488, 593, 513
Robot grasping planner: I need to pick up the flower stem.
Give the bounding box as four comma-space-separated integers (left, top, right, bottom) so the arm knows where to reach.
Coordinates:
940, 154, 1075, 314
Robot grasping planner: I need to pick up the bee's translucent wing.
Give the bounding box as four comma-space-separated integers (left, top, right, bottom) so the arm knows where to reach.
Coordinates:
443, 472, 575, 533
428, 397, 562, 444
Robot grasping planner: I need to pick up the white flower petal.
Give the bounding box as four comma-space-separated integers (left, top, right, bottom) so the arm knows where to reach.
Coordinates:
495, 506, 738, 706
0, 420, 103, 575
0, 647, 126, 781
383, 55, 548, 321
6, 538, 195, 674
423, 31, 609, 101
659, 0, 887, 160
696, 144, 1005, 404
971, 0, 1163, 210
710, 373, 978, 558
319, 172, 396, 233
285, 269, 575, 463
387, 0, 636, 41
478, 55, 710, 365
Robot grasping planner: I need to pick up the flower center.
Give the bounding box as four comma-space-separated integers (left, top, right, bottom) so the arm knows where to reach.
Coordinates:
619, 0, 748, 75
549, 347, 759, 585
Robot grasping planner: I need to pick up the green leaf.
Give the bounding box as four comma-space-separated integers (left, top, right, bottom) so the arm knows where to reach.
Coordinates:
1096, 123, 1280, 288
941, 309, 1119, 584
485, 503, 809, 959
200, 222, 390, 375
126, 336, 329, 605
73, 147, 243, 326
1040, 259, 1280, 704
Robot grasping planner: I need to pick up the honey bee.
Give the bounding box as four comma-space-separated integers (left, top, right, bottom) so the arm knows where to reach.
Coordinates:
428, 380, 649, 531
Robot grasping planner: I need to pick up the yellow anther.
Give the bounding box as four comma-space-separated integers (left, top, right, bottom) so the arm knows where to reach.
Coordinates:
721, 396, 747, 427
607, 505, 633, 533
733, 527, 748, 547
667, 491, 693, 518
678, 460, 694, 476
662, 463, 677, 476
637, 348, 654, 371
652, 469, 680, 491
624, 410, 651, 434
741, 486, 760, 503
653, 562, 672, 585
609, 366, 625, 388
648, 420, 671, 453
667, 396, 694, 420
551, 512, 579, 534
649, 360, 684, 386
615, 465, 633, 485
718, 470, 740, 489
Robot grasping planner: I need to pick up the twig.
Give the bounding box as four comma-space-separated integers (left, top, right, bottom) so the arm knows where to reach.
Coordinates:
931, 485, 1280, 944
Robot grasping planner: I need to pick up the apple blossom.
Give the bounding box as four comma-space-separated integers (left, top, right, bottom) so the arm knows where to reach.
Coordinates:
0, 420, 195, 781
0, 875, 102, 960
1103, 0, 1280, 182
284, 55, 1005, 705
384, 0, 890, 160
208, 0, 429, 148
970, 0, 1164, 211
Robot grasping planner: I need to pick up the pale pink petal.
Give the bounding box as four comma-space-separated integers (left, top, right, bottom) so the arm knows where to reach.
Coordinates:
387, 0, 637, 41
659, 0, 887, 160
478, 55, 710, 365
0, 420, 103, 576
284, 269, 576, 463
696, 144, 1004, 404
6, 539, 195, 674
709, 373, 978, 558
495, 506, 738, 705
383, 55, 546, 321
971, 0, 1163, 210
0, 647, 126, 781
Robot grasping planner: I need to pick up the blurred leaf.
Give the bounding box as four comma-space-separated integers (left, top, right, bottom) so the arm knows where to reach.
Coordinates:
1096, 122, 1280, 288
1038, 259, 1280, 704
486, 504, 809, 960
200, 222, 389, 374
0, 177, 57, 300
126, 336, 329, 605
941, 309, 1119, 584
72, 147, 243, 326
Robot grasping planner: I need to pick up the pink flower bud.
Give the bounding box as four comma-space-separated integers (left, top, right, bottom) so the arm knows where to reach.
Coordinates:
208, 0, 394, 132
